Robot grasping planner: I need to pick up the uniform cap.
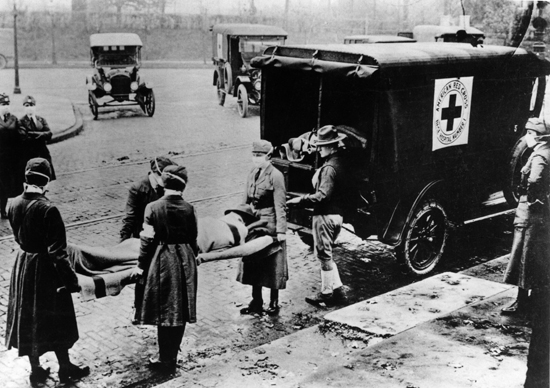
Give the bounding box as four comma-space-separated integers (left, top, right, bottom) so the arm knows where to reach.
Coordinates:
252, 140, 273, 154
150, 156, 175, 174
526, 118, 550, 136
0, 93, 9, 105
224, 204, 258, 225
23, 95, 36, 106
25, 157, 52, 186
162, 165, 188, 191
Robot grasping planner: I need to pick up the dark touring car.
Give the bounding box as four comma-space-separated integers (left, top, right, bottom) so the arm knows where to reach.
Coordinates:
251, 42, 550, 275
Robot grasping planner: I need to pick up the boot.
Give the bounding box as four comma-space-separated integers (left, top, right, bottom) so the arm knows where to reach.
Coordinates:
58, 363, 90, 383
501, 288, 530, 315
305, 292, 335, 308
266, 300, 280, 316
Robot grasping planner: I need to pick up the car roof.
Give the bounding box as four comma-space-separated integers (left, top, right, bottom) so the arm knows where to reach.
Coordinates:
344, 35, 416, 43
90, 33, 143, 47
211, 23, 287, 37
252, 42, 550, 78
413, 25, 485, 37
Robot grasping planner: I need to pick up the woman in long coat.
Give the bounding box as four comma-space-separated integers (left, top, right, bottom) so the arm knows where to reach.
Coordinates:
19, 95, 56, 180
5, 158, 89, 383
132, 165, 198, 371
0, 93, 25, 218
503, 117, 550, 314
238, 140, 288, 316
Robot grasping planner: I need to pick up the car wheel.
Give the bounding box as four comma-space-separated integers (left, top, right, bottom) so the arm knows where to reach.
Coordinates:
217, 78, 226, 106
504, 136, 531, 208
145, 90, 155, 117
0, 54, 7, 69
237, 84, 248, 118
398, 199, 448, 275
88, 92, 99, 120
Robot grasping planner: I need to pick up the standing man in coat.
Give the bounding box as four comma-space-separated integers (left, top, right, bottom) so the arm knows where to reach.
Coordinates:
120, 156, 175, 242
0, 93, 25, 218
287, 125, 350, 307
5, 158, 89, 383
19, 95, 56, 180
131, 165, 198, 372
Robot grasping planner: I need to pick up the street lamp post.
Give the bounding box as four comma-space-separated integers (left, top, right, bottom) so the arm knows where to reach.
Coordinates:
13, 3, 21, 94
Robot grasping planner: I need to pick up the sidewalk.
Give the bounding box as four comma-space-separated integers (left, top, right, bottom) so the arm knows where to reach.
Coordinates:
156, 259, 532, 388
6, 92, 82, 144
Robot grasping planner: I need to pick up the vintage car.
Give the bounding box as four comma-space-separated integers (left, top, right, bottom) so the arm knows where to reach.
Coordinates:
343, 34, 416, 44
86, 33, 155, 119
251, 42, 550, 275
211, 23, 287, 118
0, 28, 14, 69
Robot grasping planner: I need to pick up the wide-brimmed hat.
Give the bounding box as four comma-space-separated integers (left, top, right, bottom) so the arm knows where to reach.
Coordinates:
23, 95, 36, 106
0, 93, 9, 105
224, 204, 258, 225
150, 156, 175, 174
526, 117, 550, 136
313, 125, 347, 146
252, 140, 273, 154
25, 157, 52, 186
162, 165, 188, 191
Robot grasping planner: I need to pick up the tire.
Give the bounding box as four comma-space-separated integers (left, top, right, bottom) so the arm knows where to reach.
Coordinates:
237, 84, 248, 118
217, 77, 226, 106
0, 54, 7, 69
88, 92, 99, 120
398, 200, 449, 275
223, 62, 233, 93
504, 137, 531, 207
145, 90, 155, 117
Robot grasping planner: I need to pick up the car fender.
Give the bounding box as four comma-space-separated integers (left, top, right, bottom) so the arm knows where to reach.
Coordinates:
380, 180, 452, 246
233, 76, 251, 96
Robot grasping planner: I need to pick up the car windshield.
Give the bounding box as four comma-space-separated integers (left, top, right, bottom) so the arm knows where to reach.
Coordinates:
97, 53, 137, 67
239, 39, 282, 63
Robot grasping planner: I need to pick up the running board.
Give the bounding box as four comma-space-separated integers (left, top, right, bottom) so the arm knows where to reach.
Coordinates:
463, 208, 515, 225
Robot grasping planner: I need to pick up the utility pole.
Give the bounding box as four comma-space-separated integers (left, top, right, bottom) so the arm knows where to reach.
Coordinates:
49, 1, 57, 65
13, 3, 21, 94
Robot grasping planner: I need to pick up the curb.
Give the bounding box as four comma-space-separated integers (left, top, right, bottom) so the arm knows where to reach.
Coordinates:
49, 103, 84, 144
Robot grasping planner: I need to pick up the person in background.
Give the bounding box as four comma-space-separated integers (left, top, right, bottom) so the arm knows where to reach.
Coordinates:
120, 156, 176, 242
287, 125, 350, 308
5, 158, 89, 383
239, 140, 288, 316
19, 95, 56, 181
131, 165, 198, 372
0, 93, 25, 218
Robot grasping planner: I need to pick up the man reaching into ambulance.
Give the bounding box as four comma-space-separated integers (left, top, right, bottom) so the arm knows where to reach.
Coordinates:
287, 125, 350, 307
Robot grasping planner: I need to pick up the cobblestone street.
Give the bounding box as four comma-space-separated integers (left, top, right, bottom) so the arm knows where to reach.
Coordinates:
0, 68, 515, 388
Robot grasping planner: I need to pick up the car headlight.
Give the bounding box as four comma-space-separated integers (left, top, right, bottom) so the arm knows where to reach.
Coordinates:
130, 81, 138, 91
104, 83, 112, 92
254, 80, 261, 91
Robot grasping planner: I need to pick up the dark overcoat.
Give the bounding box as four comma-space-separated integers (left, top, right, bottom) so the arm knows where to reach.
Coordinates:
5, 192, 80, 357
19, 114, 56, 180
238, 162, 288, 289
135, 194, 199, 325
504, 143, 550, 290
0, 113, 25, 197
120, 174, 163, 242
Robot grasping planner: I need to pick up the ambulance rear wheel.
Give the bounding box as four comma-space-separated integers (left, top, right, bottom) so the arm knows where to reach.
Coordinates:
237, 85, 248, 118
399, 200, 448, 276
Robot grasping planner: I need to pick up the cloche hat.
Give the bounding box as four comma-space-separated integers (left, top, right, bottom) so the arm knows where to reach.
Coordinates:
25, 158, 52, 186
150, 156, 175, 175
162, 165, 188, 191
313, 125, 347, 146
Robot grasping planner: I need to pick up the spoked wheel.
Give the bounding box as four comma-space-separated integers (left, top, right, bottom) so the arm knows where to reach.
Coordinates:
237, 84, 249, 118
217, 78, 226, 106
399, 200, 449, 275
145, 90, 155, 117
504, 137, 531, 207
88, 92, 99, 120
0, 54, 7, 69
